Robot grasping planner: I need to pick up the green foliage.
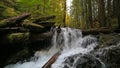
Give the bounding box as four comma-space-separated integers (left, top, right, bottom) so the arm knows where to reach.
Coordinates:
0, 0, 120, 29
2, 7, 18, 17
70, 0, 84, 28
15, 0, 65, 25
0, 1, 19, 19
0, 0, 66, 27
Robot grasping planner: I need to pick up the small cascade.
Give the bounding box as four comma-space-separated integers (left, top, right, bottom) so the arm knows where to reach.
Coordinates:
5, 27, 106, 68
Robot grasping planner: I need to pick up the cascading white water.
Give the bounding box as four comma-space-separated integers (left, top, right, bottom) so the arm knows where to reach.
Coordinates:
5, 27, 104, 68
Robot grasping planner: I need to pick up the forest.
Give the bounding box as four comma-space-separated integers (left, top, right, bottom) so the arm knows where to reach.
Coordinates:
0, 0, 120, 68
0, 0, 120, 28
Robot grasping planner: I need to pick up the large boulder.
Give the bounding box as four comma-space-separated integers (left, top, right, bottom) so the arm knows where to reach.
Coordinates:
94, 44, 120, 68
63, 53, 104, 68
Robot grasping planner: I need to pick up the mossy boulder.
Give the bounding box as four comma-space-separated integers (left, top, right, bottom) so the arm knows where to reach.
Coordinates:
7, 32, 29, 44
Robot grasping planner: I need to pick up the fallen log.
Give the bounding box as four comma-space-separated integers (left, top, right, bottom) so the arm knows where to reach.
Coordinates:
0, 27, 27, 35
0, 13, 31, 28
82, 28, 120, 35
22, 20, 46, 33
42, 52, 61, 68
36, 21, 55, 27
33, 15, 56, 23
35, 21, 55, 31
23, 20, 53, 33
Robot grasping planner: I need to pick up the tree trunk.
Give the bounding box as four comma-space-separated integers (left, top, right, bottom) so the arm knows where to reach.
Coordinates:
43, 0, 46, 14
98, 0, 106, 27
42, 52, 60, 68
87, 0, 93, 28
0, 27, 26, 35
117, 0, 120, 28
113, 0, 120, 28
82, 28, 120, 35
63, 0, 66, 27
107, 0, 112, 16
113, 0, 119, 17
107, 0, 112, 27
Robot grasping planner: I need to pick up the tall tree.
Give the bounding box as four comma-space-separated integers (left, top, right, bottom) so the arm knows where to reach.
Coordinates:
87, 0, 93, 28
63, 0, 66, 26
98, 0, 106, 27
117, 0, 120, 28
107, 0, 112, 27
70, 0, 85, 28
113, 0, 119, 17
113, 0, 120, 28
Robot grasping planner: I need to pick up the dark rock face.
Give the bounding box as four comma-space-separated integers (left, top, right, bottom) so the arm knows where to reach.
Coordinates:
63, 54, 103, 68
94, 44, 120, 68
81, 35, 97, 48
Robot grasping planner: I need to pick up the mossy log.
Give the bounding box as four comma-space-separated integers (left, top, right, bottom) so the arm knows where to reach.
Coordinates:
0, 13, 31, 28
22, 20, 46, 33
35, 21, 55, 31
33, 15, 56, 23
42, 52, 61, 68
36, 21, 55, 27
23, 20, 53, 33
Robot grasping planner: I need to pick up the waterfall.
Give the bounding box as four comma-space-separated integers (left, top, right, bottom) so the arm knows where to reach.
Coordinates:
5, 27, 105, 68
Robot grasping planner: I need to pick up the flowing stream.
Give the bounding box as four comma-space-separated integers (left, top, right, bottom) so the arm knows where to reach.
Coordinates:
5, 27, 105, 68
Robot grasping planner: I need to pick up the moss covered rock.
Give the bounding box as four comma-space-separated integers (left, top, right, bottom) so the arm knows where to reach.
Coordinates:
7, 32, 29, 44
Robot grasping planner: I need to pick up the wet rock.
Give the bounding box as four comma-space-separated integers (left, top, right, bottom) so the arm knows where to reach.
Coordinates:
4, 48, 31, 65
94, 44, 120, 68
98, 34, 120, 48
63, 54, 103, 68
81, 35, 97, 48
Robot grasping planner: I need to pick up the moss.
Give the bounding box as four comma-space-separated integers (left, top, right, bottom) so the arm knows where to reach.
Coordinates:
23, 20, 44, 28
22, 20, 44, 32
8, 32, 29, 43
2, 7, 18, 17
0, 19, 8, 27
